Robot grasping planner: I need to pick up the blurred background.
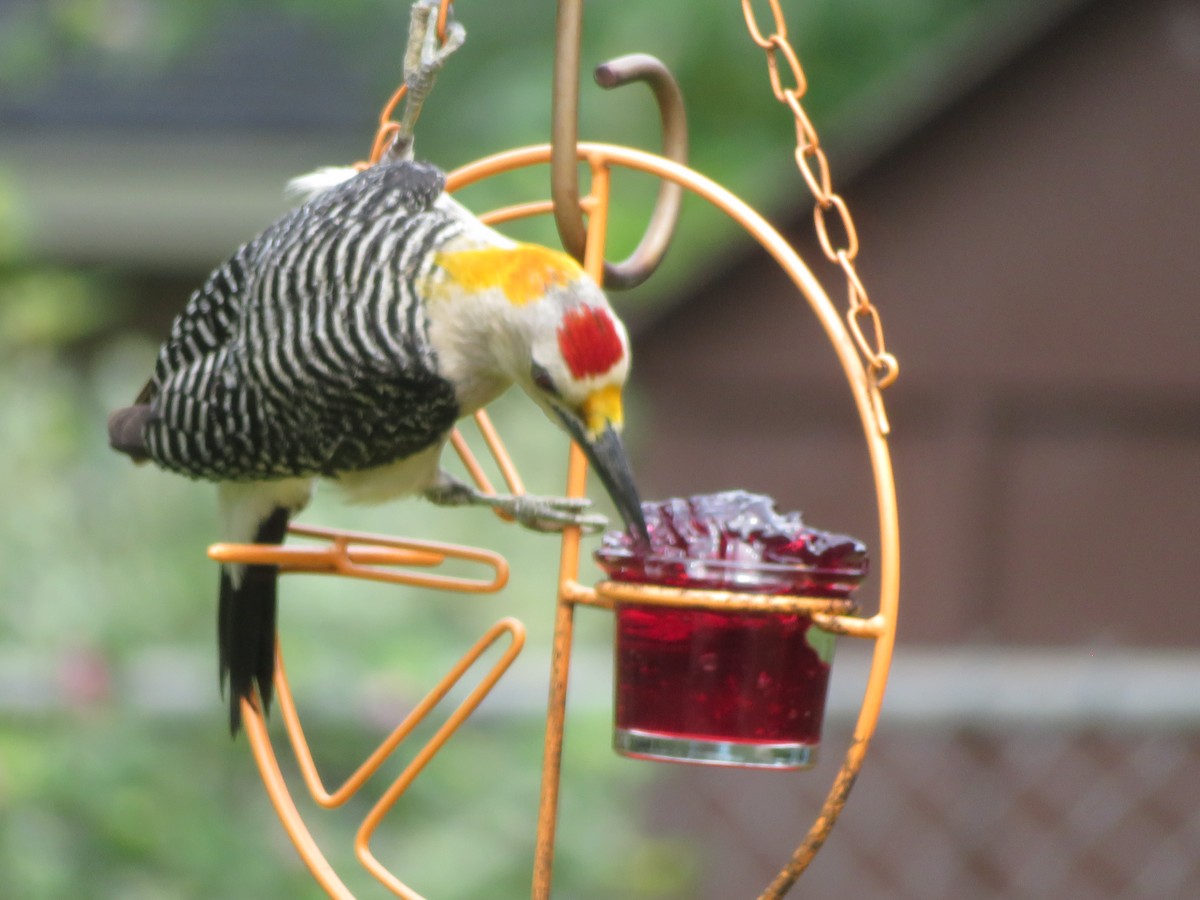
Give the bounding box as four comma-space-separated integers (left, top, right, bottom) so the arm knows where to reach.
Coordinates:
2, 0, 1198, 897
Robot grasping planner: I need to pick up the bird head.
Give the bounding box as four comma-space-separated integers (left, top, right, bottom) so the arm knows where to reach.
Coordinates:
433, 241, 648, 540
525, 284, 649, 542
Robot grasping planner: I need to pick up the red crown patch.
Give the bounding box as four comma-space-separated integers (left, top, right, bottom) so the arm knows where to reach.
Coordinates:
558, 306, 624, 380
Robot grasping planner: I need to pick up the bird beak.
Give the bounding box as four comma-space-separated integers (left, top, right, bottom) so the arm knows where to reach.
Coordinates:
554, 408, 649, 543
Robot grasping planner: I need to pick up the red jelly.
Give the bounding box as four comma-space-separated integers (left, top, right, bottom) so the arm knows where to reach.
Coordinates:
595, 491, 868, 769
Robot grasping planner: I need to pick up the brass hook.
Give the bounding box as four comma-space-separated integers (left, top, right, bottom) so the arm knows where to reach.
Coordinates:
593, 54, 688, 290
550, 0, 587, 260
551, 1, 688, 289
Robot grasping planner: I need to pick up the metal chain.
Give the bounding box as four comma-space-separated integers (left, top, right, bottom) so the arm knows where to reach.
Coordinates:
741, 0, 899, 397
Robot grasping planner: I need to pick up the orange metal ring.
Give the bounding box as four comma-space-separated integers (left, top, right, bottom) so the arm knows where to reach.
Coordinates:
588, 581, 858, 617
847, 301, 888, 366
434, 0, 453, 44
794, 137, 833, 207
242, 617, 527, 900
741, 0, 788, 48
241, 142, 897, 899
765, 34, 806, 103
814, 192, 860, 263
208, 522, 509, 593
447, 143, 899, 900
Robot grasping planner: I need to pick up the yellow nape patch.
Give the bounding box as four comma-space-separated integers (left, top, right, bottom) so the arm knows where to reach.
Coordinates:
435, 244, 583, 306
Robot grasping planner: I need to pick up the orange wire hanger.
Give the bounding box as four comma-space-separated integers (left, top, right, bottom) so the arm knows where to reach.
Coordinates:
210, 1, 901, 897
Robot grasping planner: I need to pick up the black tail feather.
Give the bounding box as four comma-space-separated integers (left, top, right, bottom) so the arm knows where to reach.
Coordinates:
219, 506, 290, 736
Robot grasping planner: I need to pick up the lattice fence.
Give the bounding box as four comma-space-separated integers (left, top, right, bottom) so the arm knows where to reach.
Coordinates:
647, 652, 1200, 899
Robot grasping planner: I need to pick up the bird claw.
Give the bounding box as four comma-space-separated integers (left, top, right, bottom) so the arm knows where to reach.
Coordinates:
423, 477, 609, 533
503, 494, 609, 534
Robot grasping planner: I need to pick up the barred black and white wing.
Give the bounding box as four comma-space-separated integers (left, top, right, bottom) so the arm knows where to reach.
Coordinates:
129, 160, 464, 481
108, 160, 488, 735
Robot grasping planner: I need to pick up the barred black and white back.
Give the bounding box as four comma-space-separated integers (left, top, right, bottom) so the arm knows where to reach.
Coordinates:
106, 159, 493, 735
107, 156, 645, 735
140, 159, 480, 482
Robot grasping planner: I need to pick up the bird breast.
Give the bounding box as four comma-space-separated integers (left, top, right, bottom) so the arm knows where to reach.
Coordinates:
331, 442, 446, 505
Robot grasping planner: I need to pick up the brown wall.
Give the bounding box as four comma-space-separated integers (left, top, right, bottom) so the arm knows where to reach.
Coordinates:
631, 0, 1200, 647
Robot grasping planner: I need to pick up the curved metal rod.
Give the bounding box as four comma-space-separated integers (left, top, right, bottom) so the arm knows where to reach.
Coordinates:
550, 0, 587, 260
550, 0, 688, 289
448, 144, 898, 899
593, 54, 688, 289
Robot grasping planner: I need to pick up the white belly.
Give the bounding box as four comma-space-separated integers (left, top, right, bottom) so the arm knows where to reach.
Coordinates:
331, 442, 445, 505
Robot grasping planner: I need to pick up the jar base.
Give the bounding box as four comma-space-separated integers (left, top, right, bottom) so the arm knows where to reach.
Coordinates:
614, 727, 817, 770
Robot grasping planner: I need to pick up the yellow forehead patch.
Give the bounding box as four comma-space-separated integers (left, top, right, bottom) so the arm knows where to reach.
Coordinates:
435, 244, 583, 306
583, 384, 624, 438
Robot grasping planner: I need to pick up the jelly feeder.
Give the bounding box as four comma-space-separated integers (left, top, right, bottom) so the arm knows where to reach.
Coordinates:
596, 491, 868, 770
205, 1, 901, 897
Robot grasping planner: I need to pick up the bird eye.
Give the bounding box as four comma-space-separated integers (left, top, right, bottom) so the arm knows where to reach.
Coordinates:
531, 362, 559, 396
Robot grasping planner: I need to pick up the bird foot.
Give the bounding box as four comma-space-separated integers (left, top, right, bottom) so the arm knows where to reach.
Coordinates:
424, 477, 608, 534
491, 493, 608, 534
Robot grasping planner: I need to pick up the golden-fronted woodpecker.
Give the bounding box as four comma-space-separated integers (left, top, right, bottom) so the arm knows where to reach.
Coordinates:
109, 159, 647, 734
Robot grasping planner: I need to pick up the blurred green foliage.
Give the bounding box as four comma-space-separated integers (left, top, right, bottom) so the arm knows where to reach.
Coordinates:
0, 0, 1028, 896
